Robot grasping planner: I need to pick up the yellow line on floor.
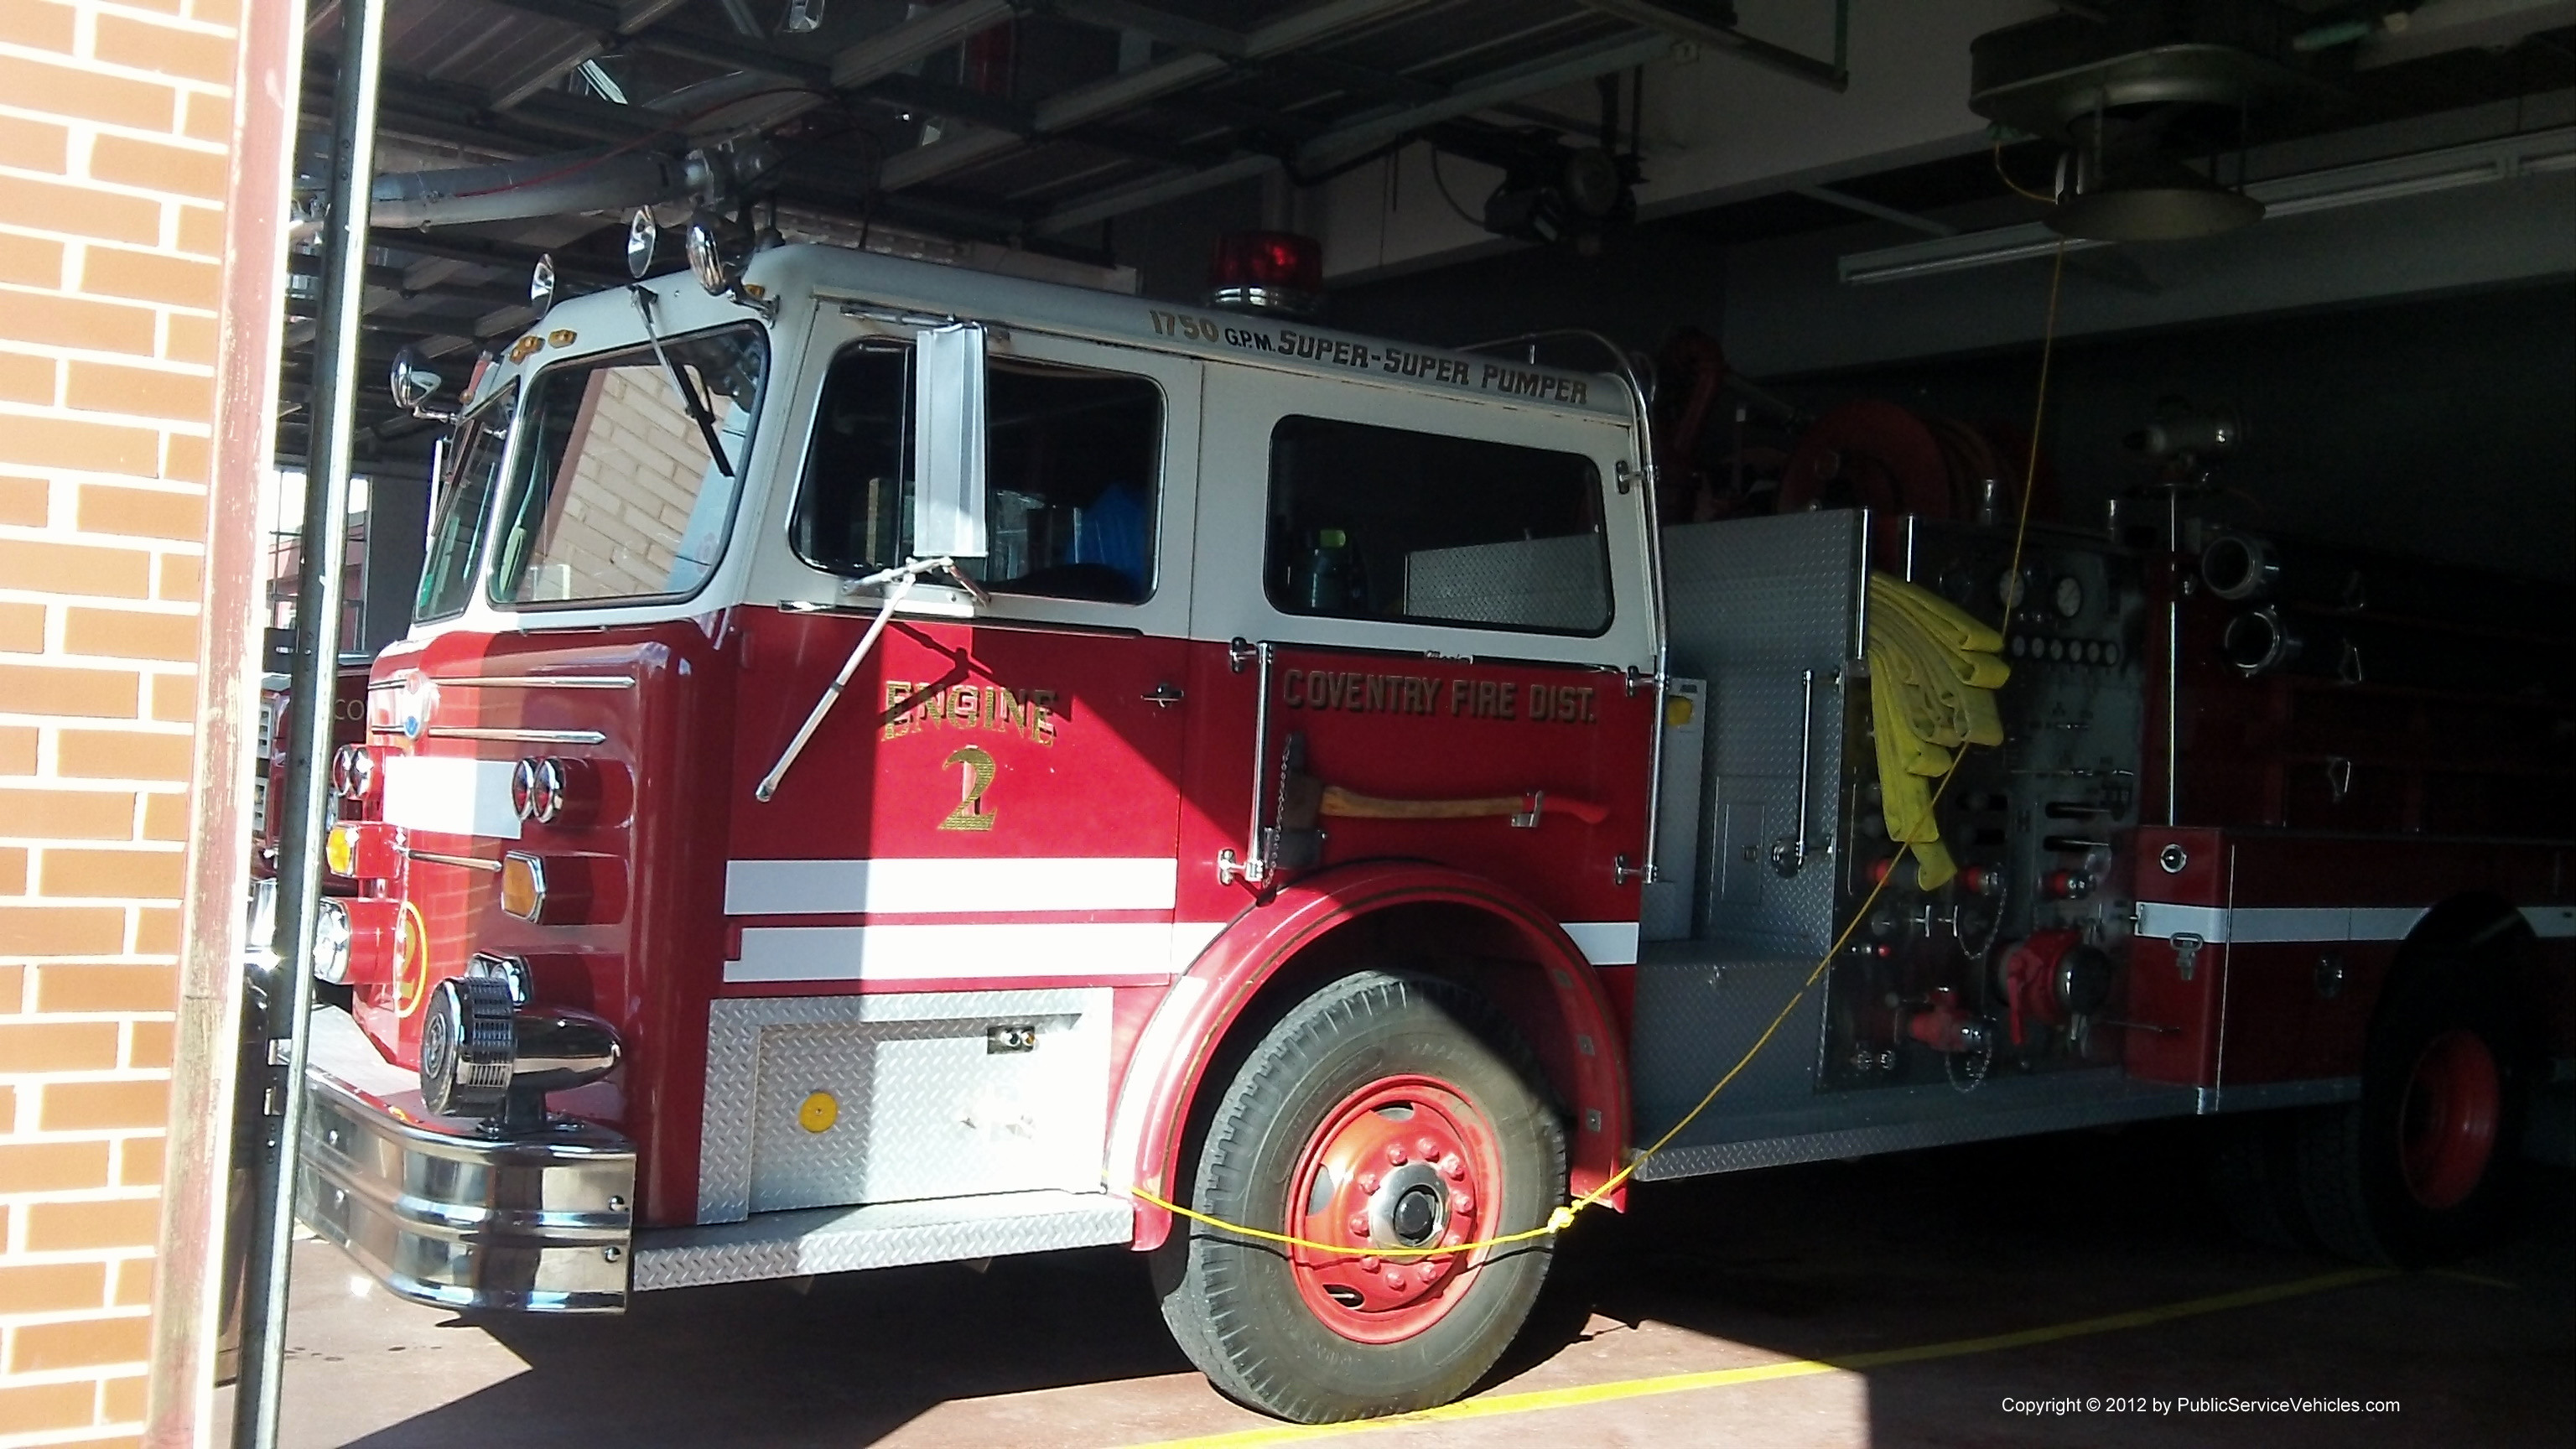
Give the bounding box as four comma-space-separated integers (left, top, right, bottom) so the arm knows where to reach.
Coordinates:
1117, 1266, 2393, 1449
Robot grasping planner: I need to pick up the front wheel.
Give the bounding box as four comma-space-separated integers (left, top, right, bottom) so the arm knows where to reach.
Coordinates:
1153, 970, 1566, 1422
2293, 961, 2525, 1265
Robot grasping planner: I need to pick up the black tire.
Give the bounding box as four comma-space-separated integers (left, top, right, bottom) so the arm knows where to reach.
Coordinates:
1152, 970, 1566, 1423
2292, 960, 2526, 1265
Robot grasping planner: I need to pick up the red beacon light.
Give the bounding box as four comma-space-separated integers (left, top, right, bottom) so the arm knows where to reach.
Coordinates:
1208, 231, 1322, 317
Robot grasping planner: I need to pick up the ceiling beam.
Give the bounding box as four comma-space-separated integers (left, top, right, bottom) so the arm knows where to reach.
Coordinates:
880, 0, 1437, 191
467, 0, 700, 113
1043, 0, 1245, 57
831, 0, 1018, 91
1034, 30, 1673, 234
1299, 32, 1670, 167
1569, 0, 1846, 91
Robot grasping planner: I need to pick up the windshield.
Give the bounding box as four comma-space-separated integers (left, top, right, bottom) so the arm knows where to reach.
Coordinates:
491, 325, 767, 607
414, 386, 516, 623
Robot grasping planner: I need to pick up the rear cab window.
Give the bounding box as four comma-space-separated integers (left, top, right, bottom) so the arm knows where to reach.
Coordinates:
1265, 414, 1613, 636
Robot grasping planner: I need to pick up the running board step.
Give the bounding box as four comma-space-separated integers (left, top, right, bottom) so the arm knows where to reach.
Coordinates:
631, 1190, 1132, 1291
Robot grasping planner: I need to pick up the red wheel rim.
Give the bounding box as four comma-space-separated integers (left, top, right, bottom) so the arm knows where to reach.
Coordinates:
1285, 1075, 1503, 1344
2397, 1028, 2501, 1211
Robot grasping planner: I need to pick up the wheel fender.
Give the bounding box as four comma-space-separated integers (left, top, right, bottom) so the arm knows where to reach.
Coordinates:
1107, 860, 1630, 1251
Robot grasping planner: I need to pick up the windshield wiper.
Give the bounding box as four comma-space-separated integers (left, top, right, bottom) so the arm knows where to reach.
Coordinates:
629, 285, 735, 478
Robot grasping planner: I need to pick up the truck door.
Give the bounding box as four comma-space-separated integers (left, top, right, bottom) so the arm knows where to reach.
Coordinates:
714, 312, 1202, 1218
1179, 366, 1659, 959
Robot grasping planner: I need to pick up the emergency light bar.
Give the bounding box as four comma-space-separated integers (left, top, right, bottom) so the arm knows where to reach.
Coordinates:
1208, 231, 1323, 316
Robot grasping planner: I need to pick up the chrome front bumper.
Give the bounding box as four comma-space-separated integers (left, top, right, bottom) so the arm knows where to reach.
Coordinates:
297, 1010, 636, 1312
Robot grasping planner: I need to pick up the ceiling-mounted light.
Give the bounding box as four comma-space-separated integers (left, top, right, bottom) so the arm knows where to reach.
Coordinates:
1840, 127, 2576, 284
2049, 148, 2263, 242
2046, 115, 2262, 243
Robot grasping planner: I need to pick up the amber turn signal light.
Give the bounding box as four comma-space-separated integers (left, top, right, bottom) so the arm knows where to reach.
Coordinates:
499, 851, 548, 922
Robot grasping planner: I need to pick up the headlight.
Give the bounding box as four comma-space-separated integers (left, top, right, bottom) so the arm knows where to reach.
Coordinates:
511, 757, 542, 821
330, 745, 377, 801
510, 756, 591, 827
311, 898, 352, 984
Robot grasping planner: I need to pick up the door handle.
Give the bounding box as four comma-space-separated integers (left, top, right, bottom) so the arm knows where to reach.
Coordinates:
1141, 683, 1185, 707
1770, 667, 1819, 877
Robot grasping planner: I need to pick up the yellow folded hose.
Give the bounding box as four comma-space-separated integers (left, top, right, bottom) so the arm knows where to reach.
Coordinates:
1864, 573, 2010, 890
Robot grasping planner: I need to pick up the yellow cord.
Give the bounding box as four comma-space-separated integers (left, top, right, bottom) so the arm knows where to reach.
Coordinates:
1138, 242, 2075, 1265
1995, 143, 2057, 205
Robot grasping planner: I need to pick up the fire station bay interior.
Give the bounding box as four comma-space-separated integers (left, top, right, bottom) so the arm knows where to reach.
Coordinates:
229, 3, 2573, 1443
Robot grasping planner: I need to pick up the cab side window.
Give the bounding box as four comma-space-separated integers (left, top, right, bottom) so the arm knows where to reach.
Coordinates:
1265, 414, 1611, 636
794, 346, 1164, 604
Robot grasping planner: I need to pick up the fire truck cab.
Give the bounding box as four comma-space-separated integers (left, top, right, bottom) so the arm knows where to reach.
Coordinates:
295, 239, 2571, 1425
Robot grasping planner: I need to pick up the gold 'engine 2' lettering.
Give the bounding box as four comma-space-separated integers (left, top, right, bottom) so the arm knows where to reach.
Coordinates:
884, 682, 1057, 744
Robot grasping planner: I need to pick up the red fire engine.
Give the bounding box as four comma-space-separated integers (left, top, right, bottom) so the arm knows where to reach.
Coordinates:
288, 233, 2573, 1423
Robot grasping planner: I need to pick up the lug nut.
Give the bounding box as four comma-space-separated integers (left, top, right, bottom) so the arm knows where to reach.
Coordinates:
1384, 1268, 1408, 1291
1357, 1171, 1379, 1194
1386, 1142, 1407, 1166
1359, 1256, 1379, 1273
1415, 1135, 1440, 1159
1347, 1213, 1370, 1237
1420, 1258, 1446, 1280
1450, 1191, 1473, 1214
1439, 1153, 1464, 1179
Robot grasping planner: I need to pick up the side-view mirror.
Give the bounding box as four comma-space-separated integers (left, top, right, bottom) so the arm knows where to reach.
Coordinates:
625, 208, 657, 280
911, 323, 988, 563
528, 252, 556, 312
389, 345, 454, 421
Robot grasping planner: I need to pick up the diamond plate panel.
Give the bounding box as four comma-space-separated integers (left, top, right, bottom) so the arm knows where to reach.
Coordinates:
1401, 534, 1612, 633
1633, 1071, 2197, 1181
1628, 947, 1833, 1135
634, 1189, 1131, 1291
1661, 512, 1865, 952
699, 990, 1111, 1223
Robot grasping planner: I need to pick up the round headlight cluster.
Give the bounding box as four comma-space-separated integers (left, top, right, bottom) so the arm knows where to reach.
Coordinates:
311, 897, 353, 984
509, 756, 572, 824
330, 745, 377, 801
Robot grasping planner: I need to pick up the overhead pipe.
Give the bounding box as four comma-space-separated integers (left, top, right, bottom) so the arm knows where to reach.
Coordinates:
370, 148, 693, 227
366, 142, 776, 229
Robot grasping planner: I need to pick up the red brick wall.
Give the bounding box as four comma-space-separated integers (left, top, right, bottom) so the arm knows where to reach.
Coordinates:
0, 1, 260, 1443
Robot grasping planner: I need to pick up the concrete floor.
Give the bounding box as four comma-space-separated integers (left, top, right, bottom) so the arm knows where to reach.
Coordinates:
238, 1119, 2573, 1448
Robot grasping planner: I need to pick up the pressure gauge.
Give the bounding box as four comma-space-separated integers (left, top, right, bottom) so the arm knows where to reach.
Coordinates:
1997, 569, 2028, 610
2052, 574, 2085, 619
